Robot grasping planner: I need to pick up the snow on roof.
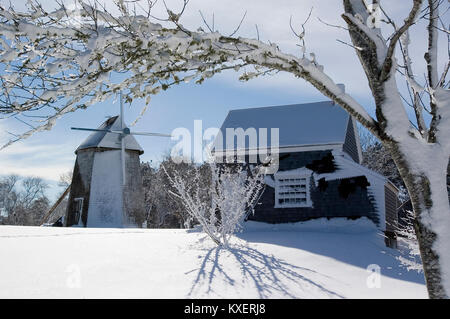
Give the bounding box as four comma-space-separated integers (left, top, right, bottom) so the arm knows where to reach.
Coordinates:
215, 101, 350, 151
315, 150, 388, 230
76, 116, 144, 154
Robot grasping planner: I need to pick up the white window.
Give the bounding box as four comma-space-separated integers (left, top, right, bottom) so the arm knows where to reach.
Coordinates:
274, 171, 312, 208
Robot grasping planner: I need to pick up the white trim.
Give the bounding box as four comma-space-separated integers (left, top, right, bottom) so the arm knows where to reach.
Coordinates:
73, 197, 84, 225
274, 168, 313, 208
351, 117, 363, 164
385, 180, 400, 193
213, 143, 344, 157
331, 151, 387, 182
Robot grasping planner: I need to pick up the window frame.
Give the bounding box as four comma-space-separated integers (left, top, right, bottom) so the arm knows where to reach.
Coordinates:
274, 171, 312, 208
73, 197, 84, 224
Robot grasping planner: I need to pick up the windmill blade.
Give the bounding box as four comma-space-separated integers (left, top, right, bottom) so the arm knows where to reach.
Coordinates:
120, 91, 125, 130
121, 135, 126, 186
129, 132, 172, 137
71, 127, 121, 134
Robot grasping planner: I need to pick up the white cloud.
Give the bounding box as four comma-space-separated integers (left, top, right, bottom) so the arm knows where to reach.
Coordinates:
1, 0, 446, 188
0, 141, 74, 181
10, 0, 445, 98
0, 163, 72, 182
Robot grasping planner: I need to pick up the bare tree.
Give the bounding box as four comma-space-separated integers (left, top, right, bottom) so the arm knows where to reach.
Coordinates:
58, 170, 73, 188
15, 196, 50, 225
0, 174, 19, 218
20, 177, 48, 209
163, 160, 264, 247
0, 0, 449, 297
397, 209, 423, 273
0, 175, 49, 225
141, 158, 196, 228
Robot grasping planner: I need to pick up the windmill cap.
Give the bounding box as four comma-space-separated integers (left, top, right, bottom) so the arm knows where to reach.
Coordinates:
75, 116, 144, 154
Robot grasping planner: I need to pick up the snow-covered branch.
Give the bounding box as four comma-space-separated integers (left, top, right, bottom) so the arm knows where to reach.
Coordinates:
380, 0, 423, 82
0, 0, 377, 148
341, 1, 449, 298
341, 0, 448, 144
425, 0, 440, 89
1, 0, 449, 298
399, 30, 428, 137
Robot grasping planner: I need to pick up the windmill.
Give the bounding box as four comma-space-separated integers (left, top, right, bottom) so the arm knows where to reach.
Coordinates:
71, 93, 171, 186
63, 93, 171, 228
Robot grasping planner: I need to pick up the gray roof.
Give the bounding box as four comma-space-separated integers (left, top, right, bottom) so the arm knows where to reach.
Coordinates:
214, 101, 350, 151
76, 116, 144, 154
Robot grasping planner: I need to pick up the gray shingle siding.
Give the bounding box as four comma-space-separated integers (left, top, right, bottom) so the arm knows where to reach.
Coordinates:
225, 150, 334, 172
248, 175, 378, 224
246, 150, 378, 225
343, 118, 360, 163
65, 150, 95, 226
278, 150, 335, 171
384, 185, 399, 232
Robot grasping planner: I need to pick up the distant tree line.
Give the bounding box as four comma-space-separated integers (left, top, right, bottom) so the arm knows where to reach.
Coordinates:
142, 131, 412, 230
0, 175, 49, 226
140, 157, 210, 229
0, 138, 415, 229
140, 155, 264, 246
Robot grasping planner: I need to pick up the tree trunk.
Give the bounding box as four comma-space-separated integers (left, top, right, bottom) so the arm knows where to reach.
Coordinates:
413, 209, 447, 299
385, 140, 450, 298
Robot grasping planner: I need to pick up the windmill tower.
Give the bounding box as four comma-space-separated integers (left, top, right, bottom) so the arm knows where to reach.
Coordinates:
64, 95, 170, 228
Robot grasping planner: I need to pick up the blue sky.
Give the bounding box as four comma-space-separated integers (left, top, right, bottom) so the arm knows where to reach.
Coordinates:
0, 71, 341, 200
0, 0, 447, 201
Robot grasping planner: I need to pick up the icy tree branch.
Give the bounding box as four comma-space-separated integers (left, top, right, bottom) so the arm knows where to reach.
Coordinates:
341, 0, 436, 144
1, 0, 449, 298
400, 30, 428, 138
425, 0, 440, 89
380, 0, 423, 82
0, 0, 377, 148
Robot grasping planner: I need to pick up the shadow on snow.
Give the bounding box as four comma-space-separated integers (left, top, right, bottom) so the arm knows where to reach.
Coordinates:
236, 230, 425, 285
187, 243, 344, 298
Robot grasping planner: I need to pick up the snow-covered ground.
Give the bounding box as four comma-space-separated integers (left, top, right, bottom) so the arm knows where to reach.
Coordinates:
0, 218, 427, 298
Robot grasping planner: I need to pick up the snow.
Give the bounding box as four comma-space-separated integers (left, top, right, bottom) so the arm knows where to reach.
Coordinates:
380, 75, 450, 293
0, 2, 377, 149
275, 167, 313, 178
315, 150, 388, 230
0, 218, 427, 298
0, 0, 447, 295
87, 150, 124, 227
76, 116, 143, 154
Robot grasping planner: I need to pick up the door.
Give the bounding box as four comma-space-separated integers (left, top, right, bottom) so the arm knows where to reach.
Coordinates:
73, 197, 84, 226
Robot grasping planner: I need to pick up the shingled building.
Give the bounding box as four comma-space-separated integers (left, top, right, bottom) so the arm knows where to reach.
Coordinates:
214, 101, 399, 247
